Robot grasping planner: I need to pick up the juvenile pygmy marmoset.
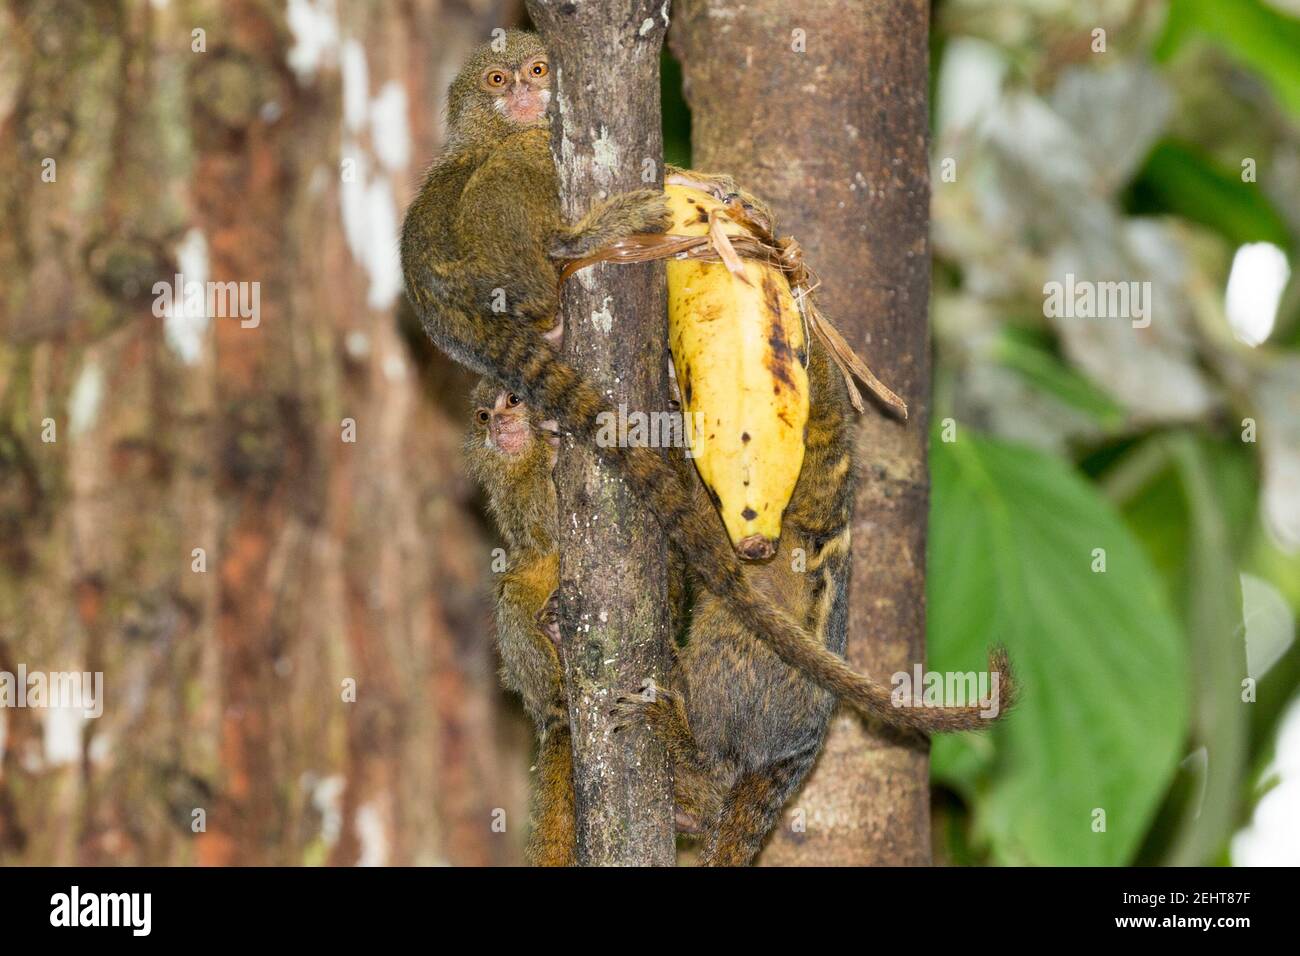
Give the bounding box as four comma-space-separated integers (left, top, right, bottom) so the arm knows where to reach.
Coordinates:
466, 381, 723, 862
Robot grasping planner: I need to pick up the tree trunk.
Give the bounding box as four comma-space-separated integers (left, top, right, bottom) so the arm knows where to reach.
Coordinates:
526, 0, 676, 866
674, 0, 932, 865
0, 0, 528, 867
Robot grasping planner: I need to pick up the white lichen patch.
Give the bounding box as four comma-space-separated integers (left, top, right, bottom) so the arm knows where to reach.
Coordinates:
164, 228, 211, 365
382, 352, 407, 382
304, 772, 345, 847
558, 139, 579, 196
591, 296, 614, 334
345, 330, 370, 358
355, 800, 390, 866
341, 39, 369, 133
592, 125, 619, 180
43, 706, 84, 767
286, 0, 340, 83
339, 143, 369, 254
338, 145, 403, 310
361, 180, 403, 309
369, 81, 411, 172
69, 361, 104, 438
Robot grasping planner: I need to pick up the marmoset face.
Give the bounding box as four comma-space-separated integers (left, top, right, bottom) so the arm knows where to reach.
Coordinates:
476, 390, 532, 456
479, 52, 550, 126
446, 31, 553, 146
469, 386, 560, 468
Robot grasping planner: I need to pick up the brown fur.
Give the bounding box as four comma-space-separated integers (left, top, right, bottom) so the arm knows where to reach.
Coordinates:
464, 382, 572, 864
609, 341, 853, 863
528, 718, 577, 866
472, 352, 1003, 865
465, 381, 697, 863
405, 34, 1014, 850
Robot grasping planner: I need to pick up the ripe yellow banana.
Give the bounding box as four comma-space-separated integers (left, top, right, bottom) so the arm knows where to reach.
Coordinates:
664, 183, 809, 560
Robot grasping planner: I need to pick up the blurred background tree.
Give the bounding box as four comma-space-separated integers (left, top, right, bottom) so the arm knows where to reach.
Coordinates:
0, 0, 533, 866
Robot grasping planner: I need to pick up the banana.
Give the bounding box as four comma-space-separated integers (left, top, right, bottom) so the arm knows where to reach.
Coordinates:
664, 183, 809, 561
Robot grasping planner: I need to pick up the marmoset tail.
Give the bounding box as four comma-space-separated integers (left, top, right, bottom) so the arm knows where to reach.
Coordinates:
403, 31, 1013, 738
478, 353, 982, 866
610, 340, 896, 864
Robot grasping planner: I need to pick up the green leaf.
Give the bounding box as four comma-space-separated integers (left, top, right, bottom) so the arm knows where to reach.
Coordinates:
1108, 436, 1250, 865
1156, 0, 1300, 117
994, 330, 1127, 429
1127, 140, 1291, 250
928, 433, 1189, 865
1149, 437, 1248, 865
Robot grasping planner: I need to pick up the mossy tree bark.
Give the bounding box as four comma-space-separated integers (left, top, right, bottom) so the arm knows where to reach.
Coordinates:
675, 0, 933, 865
0, 0, 528, 866
526, 0, 677, 866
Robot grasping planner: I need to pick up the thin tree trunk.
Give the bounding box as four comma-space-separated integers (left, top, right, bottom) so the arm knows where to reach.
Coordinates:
526, 0, 676, 866
674, 0, 932, 865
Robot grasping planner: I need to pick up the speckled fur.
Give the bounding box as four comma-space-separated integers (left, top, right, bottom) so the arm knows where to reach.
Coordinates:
407, 35, 1015, 865
465, 380, 696, 864
644, 340, 853, 864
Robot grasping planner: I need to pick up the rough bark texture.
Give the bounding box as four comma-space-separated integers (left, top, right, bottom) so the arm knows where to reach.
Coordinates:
526, 0, 676, 866
0, 0, 530, 866
675, 0, 932, 865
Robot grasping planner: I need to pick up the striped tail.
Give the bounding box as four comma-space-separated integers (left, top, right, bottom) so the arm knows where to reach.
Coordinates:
411, 263, 1013, 733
